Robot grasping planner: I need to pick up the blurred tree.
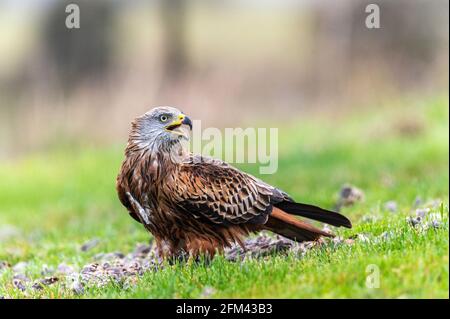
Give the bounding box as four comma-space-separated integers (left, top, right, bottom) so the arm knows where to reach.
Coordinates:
305, 0, 448, 101
159, 0, 188, 82
349, 0, 448, 71
43, 0, 116, 94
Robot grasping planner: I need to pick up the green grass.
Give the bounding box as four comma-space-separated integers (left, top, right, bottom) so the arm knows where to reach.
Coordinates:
0, 95, 448, 298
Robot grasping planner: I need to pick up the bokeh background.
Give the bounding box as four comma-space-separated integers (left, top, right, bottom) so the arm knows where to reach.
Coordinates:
0, 0, 448, 157
0, 0, 449, 298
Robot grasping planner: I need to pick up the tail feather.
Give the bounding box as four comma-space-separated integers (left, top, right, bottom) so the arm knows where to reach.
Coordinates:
275, 201, 352, 228
264, 207, 334, 242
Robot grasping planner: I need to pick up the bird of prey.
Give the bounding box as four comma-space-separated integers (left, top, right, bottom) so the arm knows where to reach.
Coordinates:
117, 106, 352, 259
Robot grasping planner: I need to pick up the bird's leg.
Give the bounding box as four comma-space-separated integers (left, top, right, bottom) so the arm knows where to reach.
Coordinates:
190, 252, 213, 265
167, 239, 192, 264
168, 251, 190, 265
155, 239, 181, 263
125, 192, 151, 226
185, 240, 219, 264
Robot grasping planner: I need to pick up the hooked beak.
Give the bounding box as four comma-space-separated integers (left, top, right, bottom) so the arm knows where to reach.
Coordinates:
165, 114, 193, 131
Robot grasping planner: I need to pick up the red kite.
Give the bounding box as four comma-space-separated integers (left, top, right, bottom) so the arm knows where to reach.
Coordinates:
117, 107, 351, 258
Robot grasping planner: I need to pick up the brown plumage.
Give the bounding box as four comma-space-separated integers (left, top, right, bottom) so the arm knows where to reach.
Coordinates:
117, 106, 352, 259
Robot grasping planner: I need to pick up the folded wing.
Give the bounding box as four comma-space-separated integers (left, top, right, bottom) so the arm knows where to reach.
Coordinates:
164, 155, 351, 242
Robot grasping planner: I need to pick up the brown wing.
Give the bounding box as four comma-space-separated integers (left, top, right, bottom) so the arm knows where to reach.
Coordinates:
117, 178, 139, 224
166, 155, 286, 225
116, 159, 143, 224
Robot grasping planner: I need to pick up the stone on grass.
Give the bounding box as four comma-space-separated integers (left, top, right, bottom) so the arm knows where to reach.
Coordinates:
336, 184, 365, 210
428, 220, 442, 229
57, 263, 76, 274
93, 252, 125, 261
39, 276, 59, 286
13, 278, 27, 291
41, 264, 54, 276
81, 238, 100, 252
32, 282, 44, 290
13, 274, 30, 291
70, 278, 84, 295
13, 273, 30, 282
384, 201, 398, 213
322, 225, 332, 234
200, 286, 216, 298
415, 208, 430, 218
407, 216, 422, 227
12, 261, 28, 273
133, 243, 153, 257
0, 261, 10, 272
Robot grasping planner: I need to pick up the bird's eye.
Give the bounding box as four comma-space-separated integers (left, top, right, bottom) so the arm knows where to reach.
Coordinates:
159, 115, 169, 122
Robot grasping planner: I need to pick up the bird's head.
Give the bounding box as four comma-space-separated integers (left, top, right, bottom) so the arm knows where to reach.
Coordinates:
129, 106, 193, 150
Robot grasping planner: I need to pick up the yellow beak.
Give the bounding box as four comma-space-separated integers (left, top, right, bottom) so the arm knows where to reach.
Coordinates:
165, 114, 193, 131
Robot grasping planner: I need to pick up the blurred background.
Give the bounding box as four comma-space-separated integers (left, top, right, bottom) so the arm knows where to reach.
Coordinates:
0, 1, 448, 298
0, 0, 448, 158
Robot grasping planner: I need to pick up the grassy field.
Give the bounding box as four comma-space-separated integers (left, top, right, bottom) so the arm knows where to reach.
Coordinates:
0, 95, 448, 298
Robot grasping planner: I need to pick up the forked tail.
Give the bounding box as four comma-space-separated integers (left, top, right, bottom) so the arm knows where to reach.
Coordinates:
264, 202, 352, 242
